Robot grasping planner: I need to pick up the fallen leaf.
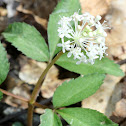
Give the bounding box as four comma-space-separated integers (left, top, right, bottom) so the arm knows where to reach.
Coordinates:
17, 5, 47, 30
80, 0, 111, 16
105, 0, 126, 60
82, 64, 125, 117
19, 55, 70, 98
0, 7, 7, 16
115, 99, 126, 117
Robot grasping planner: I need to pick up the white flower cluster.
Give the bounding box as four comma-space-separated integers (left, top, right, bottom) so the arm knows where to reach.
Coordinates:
57, 12, 110, 64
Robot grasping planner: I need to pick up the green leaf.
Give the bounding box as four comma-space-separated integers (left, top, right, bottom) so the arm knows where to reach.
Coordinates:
54, 113, 63, 126
48, 12, 69, 59
48, 0, 81, 59
53, 0, 81, 14
3, 22, 49, 61
40, 109, 62, 126
57, 108, 118, 126
0, 42, 9, 84
53, 74, 105, 108
56, 53, 124, 76
12, 122, 24, 126
0, 91, 3, 101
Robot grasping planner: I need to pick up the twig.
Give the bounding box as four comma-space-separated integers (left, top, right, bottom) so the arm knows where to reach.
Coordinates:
0, 88, 28, 102
117, 59, 126, 65
0, 88, 48, 109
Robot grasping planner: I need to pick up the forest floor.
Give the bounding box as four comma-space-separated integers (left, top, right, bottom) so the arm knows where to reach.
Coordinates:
0, 0, 126, 126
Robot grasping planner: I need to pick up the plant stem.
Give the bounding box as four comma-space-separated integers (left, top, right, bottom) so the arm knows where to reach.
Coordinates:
27, 104, 34, 126
0, 88, 48, 109
0, 88, 28, 102
27, 51, 63, 126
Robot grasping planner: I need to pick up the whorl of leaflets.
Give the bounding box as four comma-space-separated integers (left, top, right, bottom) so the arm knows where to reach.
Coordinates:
57, 12, 110, 64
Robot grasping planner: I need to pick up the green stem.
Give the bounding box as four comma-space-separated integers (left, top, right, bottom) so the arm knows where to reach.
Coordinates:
27, 104, 34, 126
27, 51, 63, 126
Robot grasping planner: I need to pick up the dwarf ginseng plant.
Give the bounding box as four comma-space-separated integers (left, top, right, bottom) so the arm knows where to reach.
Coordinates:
0, 0, 124, 126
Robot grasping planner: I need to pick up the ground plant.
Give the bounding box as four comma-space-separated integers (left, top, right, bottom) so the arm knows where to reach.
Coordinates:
0, 0, 124, 126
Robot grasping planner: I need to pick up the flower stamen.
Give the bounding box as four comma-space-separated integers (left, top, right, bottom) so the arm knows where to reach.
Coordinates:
57, 12, 109, 64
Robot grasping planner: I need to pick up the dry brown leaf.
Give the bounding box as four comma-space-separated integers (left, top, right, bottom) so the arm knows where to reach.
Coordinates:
115, 99, 126, 117
17, 5, 47, 29
18, 55, 70, 98
0, 7, 7, 16
34, 108, 45, 114
82, 64, 125, 117
3, 76, 30, 109
82, 75, 122, 116
19, 58, 47, 84
41, 78, 70, 98
21, 0, 58, 19
105, 0, 126, 60
80, 0, 111, 16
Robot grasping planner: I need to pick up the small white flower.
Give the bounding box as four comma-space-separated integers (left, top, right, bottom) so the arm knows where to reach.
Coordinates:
57, 39, 71, 53
57, 12, 109, 64
72, 47, 83, 60
95, 15, 101, 22
76, 54, 87, 64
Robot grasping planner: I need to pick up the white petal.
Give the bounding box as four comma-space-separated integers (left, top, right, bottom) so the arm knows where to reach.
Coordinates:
67, 52, 72, 58
57, 43, 62, 47
59, 34, 64, 38
62, 48, 65, 53
76, 61, 81, 65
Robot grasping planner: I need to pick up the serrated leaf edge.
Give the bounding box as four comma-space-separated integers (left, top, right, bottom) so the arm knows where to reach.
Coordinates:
53, 74, 105, 108
57, 108, 118, 126
0, 42, 9, 84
